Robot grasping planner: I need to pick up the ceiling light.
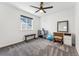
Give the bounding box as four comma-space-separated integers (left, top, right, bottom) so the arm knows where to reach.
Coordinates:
39, 10, 43, 13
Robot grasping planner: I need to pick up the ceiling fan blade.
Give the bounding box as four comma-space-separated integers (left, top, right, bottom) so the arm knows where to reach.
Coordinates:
30, 5, 39, 9
42, 9, 46, 13
43, 6, 53, 9
35, 10, 40, 13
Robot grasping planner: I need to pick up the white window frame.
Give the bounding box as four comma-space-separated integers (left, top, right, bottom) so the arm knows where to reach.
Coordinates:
20, 15, 33, 30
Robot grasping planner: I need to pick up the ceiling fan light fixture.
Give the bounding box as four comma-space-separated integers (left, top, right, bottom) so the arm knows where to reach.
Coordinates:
39, 10, 43, 13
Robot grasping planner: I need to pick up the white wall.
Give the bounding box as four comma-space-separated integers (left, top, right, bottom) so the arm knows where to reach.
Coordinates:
75, 2, 79, 54
0, 4, 40, 48
40, 7, 75, 34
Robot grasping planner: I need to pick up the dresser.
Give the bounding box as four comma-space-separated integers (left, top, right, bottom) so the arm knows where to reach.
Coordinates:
63, 33, 72, 46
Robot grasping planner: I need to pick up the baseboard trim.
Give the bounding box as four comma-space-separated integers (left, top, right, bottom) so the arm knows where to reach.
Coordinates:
0, 40, 24, 49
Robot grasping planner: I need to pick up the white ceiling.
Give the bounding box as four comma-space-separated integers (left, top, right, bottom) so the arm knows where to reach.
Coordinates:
9, 2, 75, 17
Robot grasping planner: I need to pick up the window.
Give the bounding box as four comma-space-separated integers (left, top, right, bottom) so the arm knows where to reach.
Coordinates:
20, 15, 33, 30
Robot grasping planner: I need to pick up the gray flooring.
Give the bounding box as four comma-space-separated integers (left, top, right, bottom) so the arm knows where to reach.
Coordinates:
0, 38, 78, 56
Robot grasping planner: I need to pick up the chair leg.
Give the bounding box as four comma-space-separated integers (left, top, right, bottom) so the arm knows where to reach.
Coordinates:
60, 40, 63, 45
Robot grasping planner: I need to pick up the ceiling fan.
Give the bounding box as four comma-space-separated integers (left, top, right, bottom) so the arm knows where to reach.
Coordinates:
30, 2, 53, 13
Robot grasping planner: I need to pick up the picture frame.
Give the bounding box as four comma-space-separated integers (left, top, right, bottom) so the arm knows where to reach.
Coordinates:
57, 21, 69, 32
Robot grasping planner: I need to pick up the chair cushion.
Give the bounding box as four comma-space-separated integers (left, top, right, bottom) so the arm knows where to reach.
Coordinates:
54, 36, 62, 39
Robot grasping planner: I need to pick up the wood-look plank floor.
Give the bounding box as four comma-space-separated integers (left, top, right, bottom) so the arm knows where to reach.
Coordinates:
0, 38, 78, 56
